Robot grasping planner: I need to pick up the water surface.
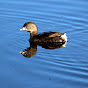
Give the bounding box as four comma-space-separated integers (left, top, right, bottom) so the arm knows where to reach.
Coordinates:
0, 0, 88, 88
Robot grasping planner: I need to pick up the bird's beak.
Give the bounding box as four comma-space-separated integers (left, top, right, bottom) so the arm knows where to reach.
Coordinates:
20, 27, 27, 31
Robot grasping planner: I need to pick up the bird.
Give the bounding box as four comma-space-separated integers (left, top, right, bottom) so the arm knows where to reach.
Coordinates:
20, 22, 67, 44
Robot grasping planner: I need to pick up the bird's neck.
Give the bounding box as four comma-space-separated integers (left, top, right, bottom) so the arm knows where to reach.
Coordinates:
30, 31, 38, 38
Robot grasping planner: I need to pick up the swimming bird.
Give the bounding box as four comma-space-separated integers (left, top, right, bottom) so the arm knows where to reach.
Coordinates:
20, 22, 67, 43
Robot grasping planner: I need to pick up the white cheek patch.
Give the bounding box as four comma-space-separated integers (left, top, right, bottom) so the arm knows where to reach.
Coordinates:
61, 33, 67, 42
20, 27, 27, 31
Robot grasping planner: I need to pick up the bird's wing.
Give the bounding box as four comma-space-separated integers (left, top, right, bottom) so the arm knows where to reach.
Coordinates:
37, 31, 63, 38
48, 32, 62, 37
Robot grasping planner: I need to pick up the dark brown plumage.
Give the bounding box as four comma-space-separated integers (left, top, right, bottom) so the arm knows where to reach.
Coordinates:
29, 31, 65, 43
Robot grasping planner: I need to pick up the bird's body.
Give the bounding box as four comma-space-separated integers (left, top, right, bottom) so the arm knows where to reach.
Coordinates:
29, 31, 66, 43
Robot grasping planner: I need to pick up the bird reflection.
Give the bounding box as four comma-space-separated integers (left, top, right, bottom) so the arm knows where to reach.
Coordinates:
20, 42, 67, 58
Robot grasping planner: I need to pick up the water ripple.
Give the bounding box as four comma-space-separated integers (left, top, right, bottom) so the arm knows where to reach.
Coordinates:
0, 0, 88, 87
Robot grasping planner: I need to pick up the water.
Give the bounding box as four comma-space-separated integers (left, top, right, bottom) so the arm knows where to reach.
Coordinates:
0, 0, 88, 88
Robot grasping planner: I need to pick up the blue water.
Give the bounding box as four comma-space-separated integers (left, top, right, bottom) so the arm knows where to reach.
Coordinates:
0, 0, 88, 88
